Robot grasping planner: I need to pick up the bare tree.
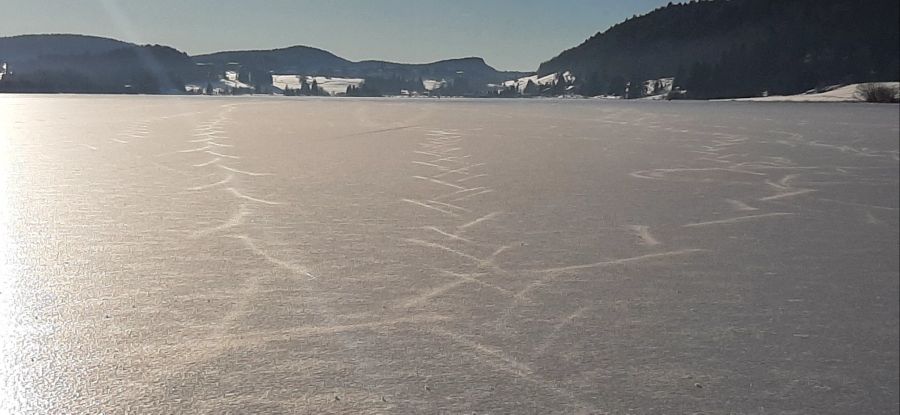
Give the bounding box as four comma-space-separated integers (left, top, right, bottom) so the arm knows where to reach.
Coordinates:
856, 83, 900, 103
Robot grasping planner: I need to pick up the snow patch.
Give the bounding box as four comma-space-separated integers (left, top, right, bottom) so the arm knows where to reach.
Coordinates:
422, 79, 447, 91
641, 77, 674, 98
502, 71, 575, 93
185, 77, 253, 94
272, 75, 365, 96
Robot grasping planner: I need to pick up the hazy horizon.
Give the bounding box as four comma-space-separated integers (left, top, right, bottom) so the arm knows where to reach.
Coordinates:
0, 0, 673, 71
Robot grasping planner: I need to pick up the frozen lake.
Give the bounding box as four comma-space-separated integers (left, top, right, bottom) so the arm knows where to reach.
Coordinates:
1, 96, 898, 414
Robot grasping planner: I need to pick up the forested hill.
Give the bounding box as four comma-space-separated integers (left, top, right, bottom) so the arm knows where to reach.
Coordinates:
0, 34, 200, 93
1, 34, 527, 95
538, 0, 900, 99
0, 34, 133, 64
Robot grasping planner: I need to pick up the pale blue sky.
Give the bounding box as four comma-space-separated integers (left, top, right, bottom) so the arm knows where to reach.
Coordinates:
0, 0, 673, 71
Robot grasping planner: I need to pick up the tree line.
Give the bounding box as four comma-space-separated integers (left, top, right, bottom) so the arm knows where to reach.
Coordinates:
541, 0, 899, 99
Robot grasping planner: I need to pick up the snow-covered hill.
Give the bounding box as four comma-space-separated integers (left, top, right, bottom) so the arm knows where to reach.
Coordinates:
732, 82, 900, 103
500, 71, 575, 94
493, 72, 575, 94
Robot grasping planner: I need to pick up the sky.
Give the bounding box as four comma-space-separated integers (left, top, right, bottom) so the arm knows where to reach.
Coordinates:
0, 0, 673, 71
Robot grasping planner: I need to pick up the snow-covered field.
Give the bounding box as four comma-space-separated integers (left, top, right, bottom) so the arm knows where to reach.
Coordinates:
732, 82, 900, 102
185, 78, 253, 94
640, 77, 675, 98
1, 96, 897, 414
272, 74, 365, 95
421, 79, 446, 91
501, 71, 575, 93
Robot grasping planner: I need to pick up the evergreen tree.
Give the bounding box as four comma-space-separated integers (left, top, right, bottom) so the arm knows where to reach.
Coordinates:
580, 71, 601, 97
300, 78, 311, 95
253, 72, 272, 94
627, 76, 644, 99
554, 74, 569, 95
607, 76, 627, 97
672, 65, 686, 91
523, 80, 540, 96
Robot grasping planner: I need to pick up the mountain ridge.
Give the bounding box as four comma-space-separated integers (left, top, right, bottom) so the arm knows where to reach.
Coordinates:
193, 46, 525, 88
0, 34, 134, 64
0, 33, 528, 94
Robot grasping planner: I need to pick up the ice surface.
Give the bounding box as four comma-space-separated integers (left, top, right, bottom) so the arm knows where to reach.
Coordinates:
0, 96, 897, 414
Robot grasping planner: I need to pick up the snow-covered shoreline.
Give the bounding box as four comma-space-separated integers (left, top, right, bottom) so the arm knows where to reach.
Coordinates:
724, 82, 899, 103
